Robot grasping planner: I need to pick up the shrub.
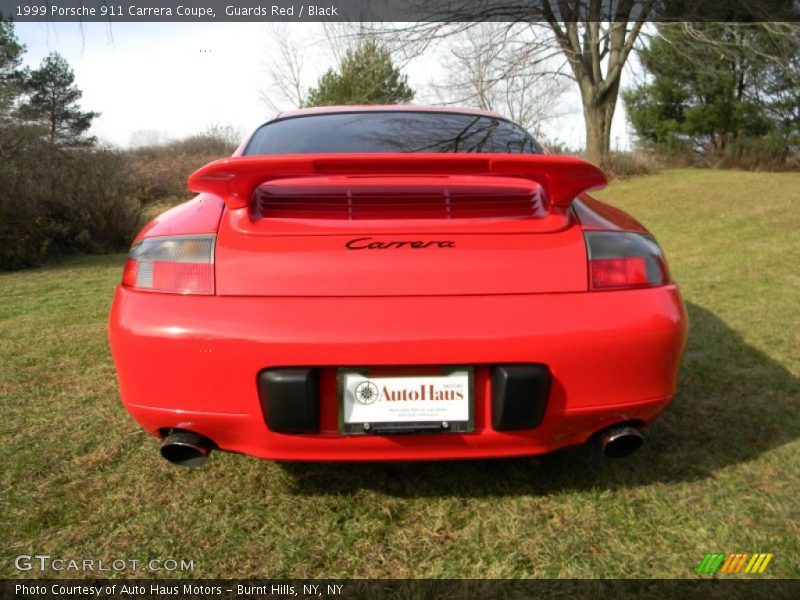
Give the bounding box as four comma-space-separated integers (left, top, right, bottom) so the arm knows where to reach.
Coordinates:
636, 135, 798, 171
125, 132, 238, 204
0, 125, 142, 270
539, 139, 573, 155
599, 152, 658, 179
717, 136, 795, 171
53, 148, 143, 254
648, 137, 696, 168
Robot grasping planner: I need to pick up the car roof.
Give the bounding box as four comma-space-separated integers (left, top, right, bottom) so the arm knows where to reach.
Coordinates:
274, 105, 508, 121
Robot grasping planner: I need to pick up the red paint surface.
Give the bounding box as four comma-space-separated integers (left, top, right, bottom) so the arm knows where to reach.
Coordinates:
109, 285, 687, 461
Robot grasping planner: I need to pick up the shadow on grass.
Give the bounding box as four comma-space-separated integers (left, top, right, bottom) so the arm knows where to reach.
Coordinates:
281, 302, 799, 497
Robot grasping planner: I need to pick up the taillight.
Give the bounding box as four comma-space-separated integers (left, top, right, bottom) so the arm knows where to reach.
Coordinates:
584, 231, 669, 291
121, 235, 215, 295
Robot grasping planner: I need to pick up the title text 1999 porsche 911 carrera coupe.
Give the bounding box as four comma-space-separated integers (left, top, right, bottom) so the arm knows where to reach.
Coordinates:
108, 106, 687, 467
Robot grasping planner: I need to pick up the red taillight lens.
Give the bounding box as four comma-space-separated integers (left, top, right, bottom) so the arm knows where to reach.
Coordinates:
121, 235, 215, 295
121, 259, 138, 288
585, 231, 669, 291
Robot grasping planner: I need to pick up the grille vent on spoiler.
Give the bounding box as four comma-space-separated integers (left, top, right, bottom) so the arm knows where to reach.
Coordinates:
250, 176, 549, 220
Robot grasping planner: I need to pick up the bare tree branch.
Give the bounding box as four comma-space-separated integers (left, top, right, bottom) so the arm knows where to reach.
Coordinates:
259, 24, 309, 113
429, 23, 570, 137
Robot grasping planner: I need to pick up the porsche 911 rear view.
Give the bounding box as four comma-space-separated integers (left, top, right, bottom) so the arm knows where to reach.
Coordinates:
108, 106, 687, 467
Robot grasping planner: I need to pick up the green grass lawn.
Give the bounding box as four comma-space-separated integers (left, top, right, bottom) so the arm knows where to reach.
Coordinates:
1, 169, 798, 579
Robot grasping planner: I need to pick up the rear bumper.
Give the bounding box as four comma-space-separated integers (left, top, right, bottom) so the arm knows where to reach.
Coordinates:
108, 285, 687, 461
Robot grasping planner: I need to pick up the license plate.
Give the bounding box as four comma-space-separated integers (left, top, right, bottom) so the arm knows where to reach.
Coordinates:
338, 367, 474, 434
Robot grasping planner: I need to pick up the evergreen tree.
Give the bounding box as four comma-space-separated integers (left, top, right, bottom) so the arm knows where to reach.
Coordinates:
0, 18, 24, 115
18, 52, 99, 146
305, 40, 414, 107
624, 24, 799, 157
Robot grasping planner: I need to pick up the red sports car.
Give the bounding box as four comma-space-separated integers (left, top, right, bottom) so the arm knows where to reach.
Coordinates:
108, 106, 687, 467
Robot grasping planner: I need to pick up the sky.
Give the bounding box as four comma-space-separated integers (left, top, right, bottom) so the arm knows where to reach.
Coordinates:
14, 22, 635, 150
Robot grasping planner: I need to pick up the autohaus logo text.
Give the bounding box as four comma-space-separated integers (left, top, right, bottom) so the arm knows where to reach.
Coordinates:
355, 379, 465, 404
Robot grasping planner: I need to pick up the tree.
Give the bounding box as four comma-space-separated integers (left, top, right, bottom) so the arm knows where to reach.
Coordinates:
305, 39, 414, 107
432, 23, 569, 138
0, 19, 40, 172
0, 18, 24, 116
17, 52, 99, 147
260, 24, 309, 112
541, 4, 652, 163
623, 23, 800, 158
370, 1, 658, 163
0, 32, 139, 270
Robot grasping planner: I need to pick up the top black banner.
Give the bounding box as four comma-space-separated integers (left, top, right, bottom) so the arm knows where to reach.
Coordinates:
2, 0, 800, 23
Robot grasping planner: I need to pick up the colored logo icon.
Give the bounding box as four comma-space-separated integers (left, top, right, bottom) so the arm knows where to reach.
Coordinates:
696, 553, 773, 574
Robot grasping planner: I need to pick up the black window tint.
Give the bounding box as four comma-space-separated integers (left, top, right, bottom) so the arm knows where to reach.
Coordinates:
244, 112, 543, 155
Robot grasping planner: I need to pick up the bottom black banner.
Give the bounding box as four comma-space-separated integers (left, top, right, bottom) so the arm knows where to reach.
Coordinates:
2, 579, 799, 600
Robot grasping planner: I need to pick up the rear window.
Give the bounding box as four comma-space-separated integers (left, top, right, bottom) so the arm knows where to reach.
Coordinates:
244, 111, 543, 155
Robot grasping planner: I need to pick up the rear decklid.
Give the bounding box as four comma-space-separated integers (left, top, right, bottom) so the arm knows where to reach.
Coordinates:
188, 154, 606, 297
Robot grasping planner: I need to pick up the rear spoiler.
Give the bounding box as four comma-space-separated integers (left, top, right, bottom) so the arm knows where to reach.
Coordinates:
187, 154, 606, 210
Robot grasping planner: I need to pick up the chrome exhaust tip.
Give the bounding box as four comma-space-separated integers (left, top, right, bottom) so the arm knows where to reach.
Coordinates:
160, 431, 213, 467
599, 426, 643, 458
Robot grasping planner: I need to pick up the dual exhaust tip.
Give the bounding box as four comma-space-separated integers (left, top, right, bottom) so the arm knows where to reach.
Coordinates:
159, 425, 643, 466
597, 426, 643, 458
160, 430, 214, 467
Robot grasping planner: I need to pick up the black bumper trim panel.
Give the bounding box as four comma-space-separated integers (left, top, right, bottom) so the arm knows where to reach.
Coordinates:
257, 367, 320, 434
491, 364, 551, 431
